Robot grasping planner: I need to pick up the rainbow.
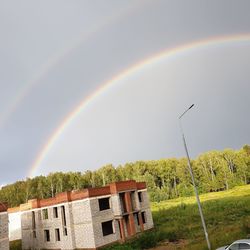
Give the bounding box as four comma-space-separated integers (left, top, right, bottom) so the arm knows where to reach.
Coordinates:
28, 33, 250, 177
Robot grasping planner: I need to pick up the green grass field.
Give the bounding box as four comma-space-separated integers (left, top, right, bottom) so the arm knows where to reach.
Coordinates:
104, 184, 250, 250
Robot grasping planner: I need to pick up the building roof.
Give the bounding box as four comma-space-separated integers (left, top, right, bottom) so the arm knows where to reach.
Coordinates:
8, 180, 146, 213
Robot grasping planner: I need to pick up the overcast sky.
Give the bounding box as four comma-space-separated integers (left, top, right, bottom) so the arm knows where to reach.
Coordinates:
0, 0, 250, 185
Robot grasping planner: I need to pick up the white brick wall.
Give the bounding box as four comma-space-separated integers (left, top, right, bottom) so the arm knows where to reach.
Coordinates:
22, 204, 76, 250
142, 208, 154, 230
72, 199, 95, 249
138, 190, 154, 231
0, 212, 9, 250
20, 188, 154, 250
111, 194, 122, 216
9, 211, 22, 241
89, 197, 121, 248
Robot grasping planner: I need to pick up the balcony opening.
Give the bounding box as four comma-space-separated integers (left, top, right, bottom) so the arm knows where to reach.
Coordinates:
130, 191, 136, 211
119, 193, 126, 213
124, 215, 131, 236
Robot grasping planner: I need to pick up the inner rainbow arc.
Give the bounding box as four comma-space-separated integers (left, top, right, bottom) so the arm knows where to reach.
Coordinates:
28, 33, 250, 178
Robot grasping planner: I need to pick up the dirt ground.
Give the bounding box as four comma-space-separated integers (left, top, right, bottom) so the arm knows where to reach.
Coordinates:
148, 240, 187, 250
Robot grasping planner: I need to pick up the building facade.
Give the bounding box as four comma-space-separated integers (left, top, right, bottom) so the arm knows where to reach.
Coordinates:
17, 180, 153, 250
8, 207, 22, 242
0, 203, 9, 250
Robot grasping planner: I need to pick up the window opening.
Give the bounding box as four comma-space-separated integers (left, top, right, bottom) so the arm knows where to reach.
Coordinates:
53, 207, 58, 218
42, 209, 48, 220
44, 230, 50, 242
102, 220, 114, 236
98, 197, 110, 211
61, 205, 67, 236
141, 212, 146, 224
55, 228, 60, 241
138, 192, 143, 202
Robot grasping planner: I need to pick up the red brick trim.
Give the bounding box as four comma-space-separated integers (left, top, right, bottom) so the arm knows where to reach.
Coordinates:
128, 213, 136, 236
110, 180, 137, 194
136, 182, 146, 190
7, 180, 147, 212
138, 212, 144, 232
118, 218, 126, 242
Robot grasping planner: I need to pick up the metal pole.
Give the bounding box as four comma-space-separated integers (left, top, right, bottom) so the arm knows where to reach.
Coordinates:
179, 105, 211, 250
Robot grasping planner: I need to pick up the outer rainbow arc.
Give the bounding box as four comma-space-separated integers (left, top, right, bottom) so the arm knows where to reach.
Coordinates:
29, 33, 250, 178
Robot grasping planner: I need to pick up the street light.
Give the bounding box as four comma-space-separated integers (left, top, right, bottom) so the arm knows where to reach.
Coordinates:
179, 104, 211, 250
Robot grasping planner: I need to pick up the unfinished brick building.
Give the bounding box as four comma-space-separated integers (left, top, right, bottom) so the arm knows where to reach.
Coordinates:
16, 180, 153, 250
0, 202, 9, 250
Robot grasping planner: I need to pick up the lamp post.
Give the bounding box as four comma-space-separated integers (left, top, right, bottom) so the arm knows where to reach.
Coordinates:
179, 104, 211, 250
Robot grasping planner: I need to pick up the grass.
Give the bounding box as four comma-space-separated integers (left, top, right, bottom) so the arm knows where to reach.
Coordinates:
103, 185, 250, 250
10, 240, 22, 250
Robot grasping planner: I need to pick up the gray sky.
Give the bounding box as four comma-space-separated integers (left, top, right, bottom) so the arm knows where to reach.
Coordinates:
0, 0, 250, 185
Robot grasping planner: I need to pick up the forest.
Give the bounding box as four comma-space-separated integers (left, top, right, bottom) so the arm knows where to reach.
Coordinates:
1, 145, 250, 207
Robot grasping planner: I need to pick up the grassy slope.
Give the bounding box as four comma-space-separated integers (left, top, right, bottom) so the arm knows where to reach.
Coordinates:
153, 184, 250, 249
104, 185, 250, 250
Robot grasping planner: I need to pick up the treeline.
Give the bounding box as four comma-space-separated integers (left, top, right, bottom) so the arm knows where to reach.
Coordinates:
1, 145, 250, 207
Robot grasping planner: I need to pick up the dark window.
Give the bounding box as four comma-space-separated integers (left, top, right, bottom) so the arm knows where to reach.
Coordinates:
32, 211, 36, 229
138, 192, 143, 202
136, 213, 140, 225
102, 220, 114, 236
119, 193, 126, 213
61, 206, 67, 236
55, 228, 60, 241
130, 192, 135, 211
44, 230, 50, 242
98, 198, 110, 211
61, 206, 66, 226
42, 209, 48, 220
53, 207, 58, 218
141, 212, 146, 224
